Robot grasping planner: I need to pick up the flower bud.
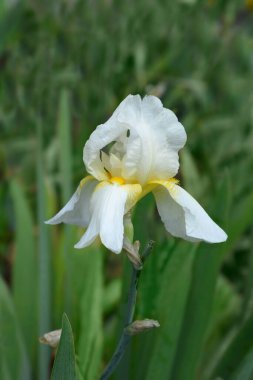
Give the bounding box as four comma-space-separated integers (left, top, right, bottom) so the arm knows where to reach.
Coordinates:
125, 319, 160, 336
123, 239, 142, 269
39, 329, 62, 348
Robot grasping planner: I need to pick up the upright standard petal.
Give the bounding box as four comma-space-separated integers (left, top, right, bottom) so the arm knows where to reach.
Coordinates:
83, 95, 186, 186
75, 182, 142, 254
45, 176, 98, 227
153, 181, 227, 243
83, 95, 141, 181
121, 95, 187, 184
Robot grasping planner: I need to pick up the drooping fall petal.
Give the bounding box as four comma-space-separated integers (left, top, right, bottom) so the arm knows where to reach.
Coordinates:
153, 181, 227, 243
75, 182, 142, 253
45, 176, 98, 227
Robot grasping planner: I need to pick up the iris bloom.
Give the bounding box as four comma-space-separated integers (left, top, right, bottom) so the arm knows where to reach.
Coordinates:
46, 95, 227, 253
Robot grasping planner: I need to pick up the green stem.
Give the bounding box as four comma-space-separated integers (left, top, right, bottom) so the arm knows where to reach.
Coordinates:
100, 241, 154, 380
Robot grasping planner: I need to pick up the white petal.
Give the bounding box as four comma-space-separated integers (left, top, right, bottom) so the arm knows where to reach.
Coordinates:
75, 182, 142, 253
73, 210, 100, 249
100, 151, 123, 178
122, 95, 187, 184
45, 176, 98, 227
153, 182, 227, 243
83, 95, 141, 181
83, 94, 186, 185
99, 187, 126, 253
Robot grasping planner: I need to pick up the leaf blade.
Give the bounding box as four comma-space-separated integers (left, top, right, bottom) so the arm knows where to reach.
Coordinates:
10, 179, 38, 366
51, 314, 77, 380
37, 121, 52, 380
0, 276, 31, 380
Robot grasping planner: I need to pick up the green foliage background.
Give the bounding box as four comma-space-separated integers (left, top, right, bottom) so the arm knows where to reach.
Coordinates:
0, 0, 253, 379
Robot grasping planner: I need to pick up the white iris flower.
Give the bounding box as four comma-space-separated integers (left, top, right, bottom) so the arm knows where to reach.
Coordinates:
46, 95, 227, 253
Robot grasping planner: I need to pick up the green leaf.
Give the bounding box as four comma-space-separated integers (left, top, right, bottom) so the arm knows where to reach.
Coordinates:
180, 148, 204, 198
77, 247, 103, 380
37, 121, 51, 380
0, 357, 11, 380
170, 177, 231, 380
0, 276, 31, 380
57, 88, 73, 204
198, 275, 241, 380
0, 2, 23, 54
170, 244, 224, 380
10, 179, 38, 366
51, 314, 77, 380
241, 229, 253, 320
57, 88, 74, 317
222, 190, 253, 254
229, 347, 253, 380
103, 278, 121, 315
211, 315, 253, 379
170, 183, 253, 380
145, 243, 196, 380
133, 193, 155, 247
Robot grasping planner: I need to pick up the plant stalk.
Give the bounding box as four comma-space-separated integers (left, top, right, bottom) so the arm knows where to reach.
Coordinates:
99, 241, 154, 380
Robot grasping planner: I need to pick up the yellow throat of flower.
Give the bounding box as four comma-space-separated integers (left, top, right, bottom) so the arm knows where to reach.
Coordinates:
80, 175, 179, 208
110, 176, 126, 185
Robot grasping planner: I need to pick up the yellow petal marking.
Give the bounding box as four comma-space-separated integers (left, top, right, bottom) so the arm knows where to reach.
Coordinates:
149, 178, 179, 197
124, 184, 142, 212
80, 175, 95, 189
110, 176, 126, 185
80, 176, 178, 212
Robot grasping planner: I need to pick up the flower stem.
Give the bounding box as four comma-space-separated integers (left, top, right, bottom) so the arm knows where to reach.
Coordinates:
99, 241, 154, 380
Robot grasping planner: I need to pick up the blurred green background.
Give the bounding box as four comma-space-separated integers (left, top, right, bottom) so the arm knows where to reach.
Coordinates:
0, 0, 253, 379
